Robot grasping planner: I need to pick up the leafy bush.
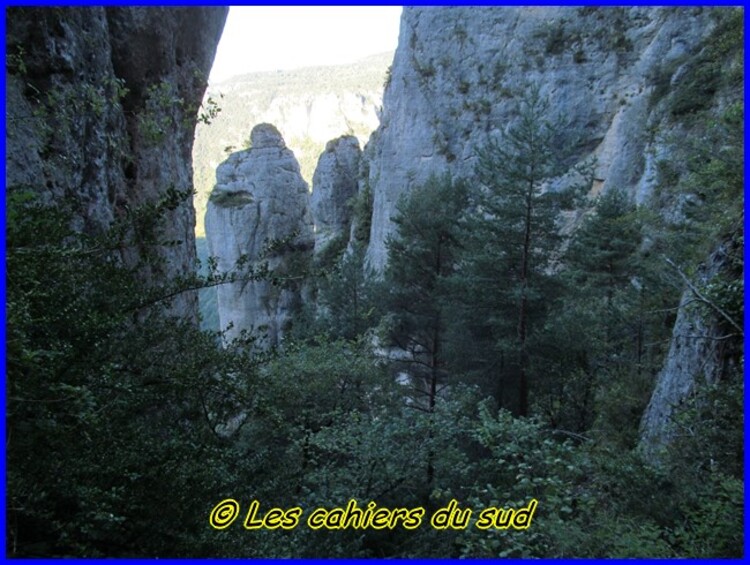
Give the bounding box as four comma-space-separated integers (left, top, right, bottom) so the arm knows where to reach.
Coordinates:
6, 188, 259, 556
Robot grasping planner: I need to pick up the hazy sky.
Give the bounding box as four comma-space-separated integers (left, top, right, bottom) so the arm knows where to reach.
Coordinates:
209, 6, 403, 83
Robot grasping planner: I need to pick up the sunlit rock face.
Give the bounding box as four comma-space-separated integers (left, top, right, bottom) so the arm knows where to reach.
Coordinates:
205, 124, 313, 347
311, 135, 362, 255
362, 6, 715, 270
353, 6, 738, 460
5, 6, 228, 319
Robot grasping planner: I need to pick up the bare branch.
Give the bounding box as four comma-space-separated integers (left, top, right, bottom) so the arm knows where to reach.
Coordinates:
664, 256, 743, 336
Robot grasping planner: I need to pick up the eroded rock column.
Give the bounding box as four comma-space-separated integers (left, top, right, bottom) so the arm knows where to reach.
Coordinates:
205, 124, 313, 347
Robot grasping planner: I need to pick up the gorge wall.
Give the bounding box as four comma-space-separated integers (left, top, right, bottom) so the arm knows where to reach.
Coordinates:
358, 7, 741, 457
363, 6, 718, 270
5, 7, 227, 318
203, 7, 740, 456
639, 236, 744, 461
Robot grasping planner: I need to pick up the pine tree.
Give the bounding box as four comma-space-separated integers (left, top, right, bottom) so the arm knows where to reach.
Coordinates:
564, 188, 643, 364
384, 174, 468, 413
538, 189, 645, 433
456, 85, 587, 416
316, 244, 379, 341
565, 189, 642, 307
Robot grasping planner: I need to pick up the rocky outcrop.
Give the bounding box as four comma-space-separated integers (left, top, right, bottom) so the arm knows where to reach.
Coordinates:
639, 241, 742, 461
362, 7, 717, 270
205, 124, 313, 347
192, 52, 391, 236
5, 7, 227, 318
311, 136, 362, 255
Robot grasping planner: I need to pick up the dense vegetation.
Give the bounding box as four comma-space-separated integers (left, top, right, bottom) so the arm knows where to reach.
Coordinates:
6, 8, 743, 559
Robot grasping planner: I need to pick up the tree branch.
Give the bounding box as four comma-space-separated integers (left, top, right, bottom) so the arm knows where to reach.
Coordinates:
664, 256, 743, 336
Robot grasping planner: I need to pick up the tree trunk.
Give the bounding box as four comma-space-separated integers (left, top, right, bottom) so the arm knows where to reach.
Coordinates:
517, 181, 533, 417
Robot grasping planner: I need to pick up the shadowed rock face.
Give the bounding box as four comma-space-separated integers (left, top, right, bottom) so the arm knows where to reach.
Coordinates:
311, 135, 362, 255
639, 241, 742, 462
5, 7, 228, 319
205, 130, 362, 348
205, 124, 314, 347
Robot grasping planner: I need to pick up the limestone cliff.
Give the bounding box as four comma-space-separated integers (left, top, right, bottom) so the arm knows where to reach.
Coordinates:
5, 7, 227, 318
205, 124, 313, 347
197, 7, 740, 453
353, 6, 740, 457
362, 6, 718, 270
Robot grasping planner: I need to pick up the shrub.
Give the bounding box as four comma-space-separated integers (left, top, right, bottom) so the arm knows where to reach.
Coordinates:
209, 189, 254, 207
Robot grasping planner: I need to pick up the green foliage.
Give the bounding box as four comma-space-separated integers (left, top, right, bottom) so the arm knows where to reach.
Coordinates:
7, 178, 743, 558
197, 94, 222, 125
656, 159, 680, 189
350, 181, 374, 246
540, 189, 682, 440
457, 408, 677, 558
383, 64, 393, 89
609, 30, 633, 54
590, 369, 655, 449
227, 339, 439, 557
457, 404, 738, 559
414, 58, 436, 80
607, 9, 634, 53
649, 102, 743, 273
668, 375, 744, 482
648, 58, 681, 109
658, 366, 744, 558
658, 8, 743, 118
314, 245, 380, 341
545, 25, 567, 55
683, 103, 743, 241
668, 56, 722, 117
565, 189, 642, 294
313, 233, 349, 271
5, 188, 258, 557
289, 383, 482, 558
699, 229, 744, 332
383, 175, 468, 406
208, 189, 254, 208
138, 80, 184, 146
6, 44, 27, 75
454, 85, 588, 414
668, 473, 743, 557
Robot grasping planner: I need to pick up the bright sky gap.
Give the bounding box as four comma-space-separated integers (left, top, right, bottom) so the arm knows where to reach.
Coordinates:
209, 6, 403, 83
